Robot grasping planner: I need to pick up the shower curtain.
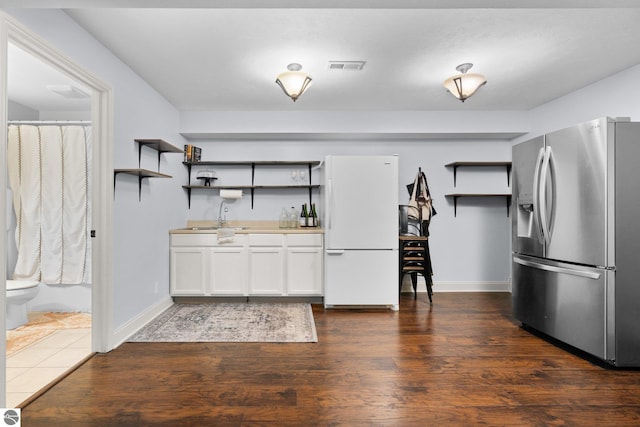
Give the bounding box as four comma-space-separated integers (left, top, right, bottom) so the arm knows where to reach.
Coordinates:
7, 124, 91, 285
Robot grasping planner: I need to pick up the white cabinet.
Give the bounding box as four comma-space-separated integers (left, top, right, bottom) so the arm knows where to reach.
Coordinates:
170, 234, 247, 296
170, 247, 207, 295
209, 246, 247, 295
286, 234, 323, 296
170, 231, 323, 297
248, 247, 285, 295
248, 234, 285, 295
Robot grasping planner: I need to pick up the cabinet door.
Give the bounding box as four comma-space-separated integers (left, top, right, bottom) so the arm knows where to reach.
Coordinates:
170, 247, 207, 295
209, 247, 247, 295
248, 247, 284, 295
287, 247, 323, 295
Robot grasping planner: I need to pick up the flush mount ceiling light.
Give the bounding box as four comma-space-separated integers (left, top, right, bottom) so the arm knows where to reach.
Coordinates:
275, 63, 312, 102
443, 63, 487, 103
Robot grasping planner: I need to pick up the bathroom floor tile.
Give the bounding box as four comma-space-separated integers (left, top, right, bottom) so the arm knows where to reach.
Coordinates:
6, 366, 69, 393
36, 347, 92, 368
35, 329, 90, 349
5, 366, 28, 382
67, 330, 91, 348
6, 346, 60, 368
5, 312, 92, 407
6, 392, 32, 408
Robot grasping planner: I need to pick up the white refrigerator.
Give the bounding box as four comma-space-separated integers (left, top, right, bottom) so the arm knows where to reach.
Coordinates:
323, 155, 399, 310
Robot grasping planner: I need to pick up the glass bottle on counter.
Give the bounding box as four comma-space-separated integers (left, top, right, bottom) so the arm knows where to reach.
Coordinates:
289, 206, 299, 228
310, 203, 318, 227
279, 208, 289, 228
300, 203, 309, 227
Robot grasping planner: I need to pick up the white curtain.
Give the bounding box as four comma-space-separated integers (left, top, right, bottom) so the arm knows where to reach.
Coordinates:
7, 124, 90, 285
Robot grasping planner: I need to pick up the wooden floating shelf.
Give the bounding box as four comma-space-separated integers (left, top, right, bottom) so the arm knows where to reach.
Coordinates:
183, 160, 321, 166
135, 139, 183, 154
445, 161, 512, 187
182, 185, 320, 190
445, 193, 512, 217
115, 168, 172, 178
183, 160, 322, 209
115, 139, 181, 201
114, 168, 172, 201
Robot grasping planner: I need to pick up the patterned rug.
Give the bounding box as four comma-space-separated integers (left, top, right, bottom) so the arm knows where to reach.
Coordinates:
128, 303, 318, 343
6, 312, 92, 357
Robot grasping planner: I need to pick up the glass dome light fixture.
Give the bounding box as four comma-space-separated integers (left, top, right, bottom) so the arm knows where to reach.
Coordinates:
275, 63, 312, 102
443, 63, 487, 102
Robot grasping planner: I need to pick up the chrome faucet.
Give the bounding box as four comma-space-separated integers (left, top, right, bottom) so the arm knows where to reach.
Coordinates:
218, 199, 228, 228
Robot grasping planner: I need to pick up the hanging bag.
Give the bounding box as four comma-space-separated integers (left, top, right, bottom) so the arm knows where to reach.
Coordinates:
408, 172, 433, 222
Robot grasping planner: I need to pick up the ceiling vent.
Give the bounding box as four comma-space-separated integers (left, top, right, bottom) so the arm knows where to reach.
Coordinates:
46, 84, 90, 99
328, 61, 366, 71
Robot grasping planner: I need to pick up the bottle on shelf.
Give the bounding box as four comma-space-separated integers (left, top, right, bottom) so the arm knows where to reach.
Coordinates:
310, 203, 318, 227
300, 203, 309, 227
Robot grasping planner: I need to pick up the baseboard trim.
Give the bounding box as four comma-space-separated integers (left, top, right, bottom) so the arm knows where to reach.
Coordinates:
401, 280, 511, 293
112, 295, 173, 349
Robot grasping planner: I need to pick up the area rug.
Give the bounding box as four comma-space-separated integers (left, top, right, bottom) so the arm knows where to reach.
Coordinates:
128, 303, 318, 343
6, 312, 92, 357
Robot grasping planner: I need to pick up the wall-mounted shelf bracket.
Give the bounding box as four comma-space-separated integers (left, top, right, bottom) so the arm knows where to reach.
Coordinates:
445, 161, 512, 187
134, 139, 182, 172
182, 160, 321, 209
445, 193, 512, 217
115, 169, 172, 201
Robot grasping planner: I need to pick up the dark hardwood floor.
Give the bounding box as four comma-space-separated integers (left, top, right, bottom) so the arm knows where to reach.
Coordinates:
21, 293, 640, 426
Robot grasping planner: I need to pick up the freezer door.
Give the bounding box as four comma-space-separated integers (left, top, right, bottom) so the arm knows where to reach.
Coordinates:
512, 255, 612, 361
512, 136, 545, 257
543, 118, 610, 266
325, 156, 398, 250
324, 249, 399, 309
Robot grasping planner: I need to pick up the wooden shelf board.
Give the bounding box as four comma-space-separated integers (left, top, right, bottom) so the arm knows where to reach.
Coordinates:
183, 160, 321, 166
115, 168, 172, 178
135, 139, 182, 153
183, 185, 319, 190
445, 193, 512, 197
445, 161, 511, 167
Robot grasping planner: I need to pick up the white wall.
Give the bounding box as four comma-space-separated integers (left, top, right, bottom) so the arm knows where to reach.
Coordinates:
180, 110, 530, 136
7, 99, 37, 120
8, 8, 640, 329
521, 63, 640, 141
5, 9, 187, 330
180, 137, 513, 289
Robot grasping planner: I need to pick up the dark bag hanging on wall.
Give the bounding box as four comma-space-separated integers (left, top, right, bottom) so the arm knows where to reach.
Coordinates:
406, 168, 436, 235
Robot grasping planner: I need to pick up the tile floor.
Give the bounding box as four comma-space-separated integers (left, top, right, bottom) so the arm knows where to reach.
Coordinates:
6, 327, 92, 407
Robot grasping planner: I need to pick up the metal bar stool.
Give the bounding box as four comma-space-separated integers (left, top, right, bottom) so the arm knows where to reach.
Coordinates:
399, 235, 433, 303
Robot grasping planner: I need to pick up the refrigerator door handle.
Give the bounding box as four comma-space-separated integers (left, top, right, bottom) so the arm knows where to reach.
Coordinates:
532, 146, 546, 244
327, 178, 333, 230
514, 256, 601, 279
326, 249, 345, 255
539, 146, 553, 245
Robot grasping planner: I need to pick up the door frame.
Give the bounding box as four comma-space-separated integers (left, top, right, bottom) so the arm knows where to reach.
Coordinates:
0, 12, 115, 405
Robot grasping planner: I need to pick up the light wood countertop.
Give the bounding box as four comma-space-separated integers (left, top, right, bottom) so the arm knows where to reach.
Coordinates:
170, 220, 323, 235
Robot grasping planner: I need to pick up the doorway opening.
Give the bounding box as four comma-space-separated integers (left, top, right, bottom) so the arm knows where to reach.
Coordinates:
1, 14, 114, 407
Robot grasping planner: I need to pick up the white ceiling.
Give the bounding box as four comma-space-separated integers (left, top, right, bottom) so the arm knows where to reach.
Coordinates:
6, 1, 640, 112
8, 44, 91, 113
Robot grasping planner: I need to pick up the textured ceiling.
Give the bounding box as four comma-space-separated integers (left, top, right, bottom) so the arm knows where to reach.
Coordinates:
6, 1, 640, 112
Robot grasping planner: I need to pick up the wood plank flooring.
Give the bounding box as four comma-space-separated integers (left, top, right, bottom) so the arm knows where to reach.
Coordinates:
21, 293, 640, 426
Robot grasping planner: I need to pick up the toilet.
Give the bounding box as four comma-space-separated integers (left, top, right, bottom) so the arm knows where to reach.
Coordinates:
6, 280, 40, 330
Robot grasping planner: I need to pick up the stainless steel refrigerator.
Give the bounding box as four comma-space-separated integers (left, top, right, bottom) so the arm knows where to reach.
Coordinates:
323, 155, 399, 310
512, 117, 640, 367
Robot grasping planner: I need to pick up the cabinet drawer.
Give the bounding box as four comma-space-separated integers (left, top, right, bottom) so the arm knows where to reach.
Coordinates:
287, 233, 323, 247
248, 234, 284, 246
171, 233, 246, 247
